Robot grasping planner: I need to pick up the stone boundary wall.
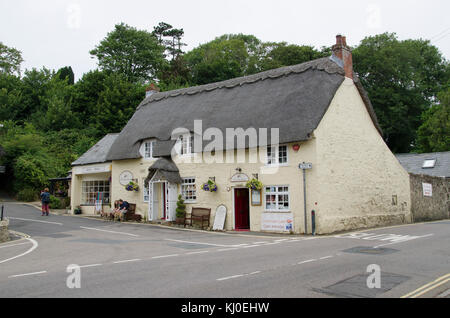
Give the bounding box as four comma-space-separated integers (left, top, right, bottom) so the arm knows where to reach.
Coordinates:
0, 218, 9, 243
410, 174, 450, 222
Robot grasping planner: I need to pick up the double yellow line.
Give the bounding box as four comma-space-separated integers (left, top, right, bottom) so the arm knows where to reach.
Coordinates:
402, 273, 450, 298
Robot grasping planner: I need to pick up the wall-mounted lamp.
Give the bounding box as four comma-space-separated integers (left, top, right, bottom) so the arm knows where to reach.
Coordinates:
209, 177, 216, 182
236, 168, 242, 173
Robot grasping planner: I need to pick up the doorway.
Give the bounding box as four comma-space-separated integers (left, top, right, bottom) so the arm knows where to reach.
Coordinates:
234, 188, 250, 230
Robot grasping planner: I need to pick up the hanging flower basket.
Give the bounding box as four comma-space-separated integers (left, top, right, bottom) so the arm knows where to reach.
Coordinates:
202, 180, 218, 192
125, 181, 139, 192
246, 179, 263, 191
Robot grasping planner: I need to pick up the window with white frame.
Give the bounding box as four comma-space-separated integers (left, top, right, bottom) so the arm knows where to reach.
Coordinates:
181, 178, 197, 202
81, 180, 110, 205
267, 145, 288, 165
180, 134, 193, 155
143, 179, 150, 202
142, 140, 155, 159
265, 186, 290, 211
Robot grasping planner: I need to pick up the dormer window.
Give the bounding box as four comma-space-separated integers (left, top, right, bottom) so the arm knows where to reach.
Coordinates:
180, 134, 193, 156
422, 159, 436, 169
141, 139, 155, 159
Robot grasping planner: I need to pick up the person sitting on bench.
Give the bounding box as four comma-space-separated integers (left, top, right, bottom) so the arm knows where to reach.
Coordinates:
117, 199, 130, 221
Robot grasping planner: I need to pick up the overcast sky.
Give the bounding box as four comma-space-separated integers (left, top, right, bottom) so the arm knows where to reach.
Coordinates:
1, 0, 449, 81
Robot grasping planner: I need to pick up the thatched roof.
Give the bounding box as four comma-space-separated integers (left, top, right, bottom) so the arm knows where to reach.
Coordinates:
145, 157, 183, 184
107, 56, 381, 161
72, 134, 119, 166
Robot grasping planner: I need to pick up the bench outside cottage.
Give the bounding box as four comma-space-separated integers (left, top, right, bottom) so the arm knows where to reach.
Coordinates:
185, 207, 211, 230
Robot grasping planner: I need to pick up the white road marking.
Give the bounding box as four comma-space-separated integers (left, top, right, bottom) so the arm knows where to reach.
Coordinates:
217, 271, 262, 281
185, 251, 210, 255
320, 256, 333, 260
9, 271, 47, 278
8, 217, 63, 226
113, 259, 141, 264
0, 242, 31, 249
298, 259, 317, 265
374, 234, 434, 248
0, 238, 38, 264
152, 254, 179, 259
79, 264, 102, 268
165, 239, 241, 248
80, 226, 139, 237
217, 248, 239, 252
217, 274, 244, 281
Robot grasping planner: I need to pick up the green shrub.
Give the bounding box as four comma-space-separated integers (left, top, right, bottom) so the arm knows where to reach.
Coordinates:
62, 197, 71, 209
49, 195, 62, 209
17, 188, 38, 202
176, 195, 186, 218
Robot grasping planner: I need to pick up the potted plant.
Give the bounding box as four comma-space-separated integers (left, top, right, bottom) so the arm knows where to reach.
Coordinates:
202, 180, 218, 192
74, 206, 82, 215
125, 181, 139, 192
246, 178, 263, 191
175, 195, 186, 225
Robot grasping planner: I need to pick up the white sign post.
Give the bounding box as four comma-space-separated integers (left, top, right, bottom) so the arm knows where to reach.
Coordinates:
299, 162, 313, 234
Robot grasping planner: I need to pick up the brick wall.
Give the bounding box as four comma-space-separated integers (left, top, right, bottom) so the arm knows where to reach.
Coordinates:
410, 174, 450, 222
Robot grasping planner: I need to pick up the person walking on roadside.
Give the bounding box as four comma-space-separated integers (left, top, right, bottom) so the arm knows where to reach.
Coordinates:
40, 188, 51, 216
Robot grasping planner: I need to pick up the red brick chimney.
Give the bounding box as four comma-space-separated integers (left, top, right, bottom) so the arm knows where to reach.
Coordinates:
145, 83, 160, 98
332, 35, 353, 79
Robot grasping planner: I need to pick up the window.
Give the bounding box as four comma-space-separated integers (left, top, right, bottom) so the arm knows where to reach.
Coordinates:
181, 178, 197, 202
267, 145, 288, 165
265, 186, 290, 211
422, 159, 436, 169
180, 134, 193, 155
81, 180, 110, 205
143, 180, 149, 202
143, 140, 155, 159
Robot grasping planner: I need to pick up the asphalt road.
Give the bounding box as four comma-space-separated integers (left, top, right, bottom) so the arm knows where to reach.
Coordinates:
0, 202, 449, 298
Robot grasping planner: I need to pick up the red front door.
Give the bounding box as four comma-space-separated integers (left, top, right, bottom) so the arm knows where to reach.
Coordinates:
234, 188, 250, 230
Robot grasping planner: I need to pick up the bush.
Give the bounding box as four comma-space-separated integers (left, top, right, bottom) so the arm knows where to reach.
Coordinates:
17, 188, 38, 202
49, 195, 62, 209
176, 195, 186, 218
62, 197, 71, 209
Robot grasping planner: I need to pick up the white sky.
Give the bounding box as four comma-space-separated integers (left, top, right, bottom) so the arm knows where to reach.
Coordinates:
1, 0, 449, 81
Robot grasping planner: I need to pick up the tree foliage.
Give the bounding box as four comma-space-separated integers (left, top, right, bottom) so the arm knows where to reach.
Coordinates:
90, 23, 165, 83
353, 33, 450, 153
0, 42, 24, 76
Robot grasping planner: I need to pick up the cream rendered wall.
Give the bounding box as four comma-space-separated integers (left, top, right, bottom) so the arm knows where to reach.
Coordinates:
70, 164, 111, 215
313, 78, 412, 234
111, 144, 316, 234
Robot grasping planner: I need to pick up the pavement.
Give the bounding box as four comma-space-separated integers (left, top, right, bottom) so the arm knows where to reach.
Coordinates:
0, 201, 449, 298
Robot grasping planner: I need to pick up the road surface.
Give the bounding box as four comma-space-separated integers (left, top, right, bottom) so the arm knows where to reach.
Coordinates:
0, 202, 449, 298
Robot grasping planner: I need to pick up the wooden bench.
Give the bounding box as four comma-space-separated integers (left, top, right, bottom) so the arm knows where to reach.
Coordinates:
122, 204, 142, 222
185, 207, 211, 230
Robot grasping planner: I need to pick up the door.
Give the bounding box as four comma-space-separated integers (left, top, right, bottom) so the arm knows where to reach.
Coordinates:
234, 188, 250, 230
166, 182, 178, 222
148, 182, 159, 221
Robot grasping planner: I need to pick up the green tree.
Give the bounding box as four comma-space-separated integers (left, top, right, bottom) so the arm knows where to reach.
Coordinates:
90, 23, 165, 83
0, 72, 23, 121
416, 88, 450, 152
259, 42, 327, 71
185, 34, 261, 85
57, 66, 75, 85
353, 33, 450, 153
94, 73, 145, 136
0, 42, 24, 76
